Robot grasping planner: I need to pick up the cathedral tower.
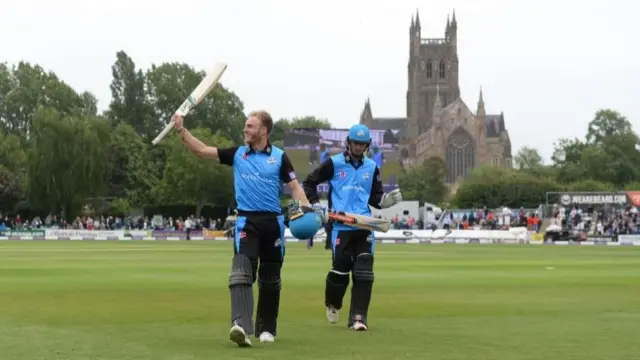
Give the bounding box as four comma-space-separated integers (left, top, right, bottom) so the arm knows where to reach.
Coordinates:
407, 10, 461, 138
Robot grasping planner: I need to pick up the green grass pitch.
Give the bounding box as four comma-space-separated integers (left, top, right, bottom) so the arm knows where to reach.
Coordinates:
1, 241, 640, 360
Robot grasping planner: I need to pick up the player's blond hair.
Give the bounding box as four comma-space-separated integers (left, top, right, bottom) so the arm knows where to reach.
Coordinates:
248, 110, 273, 135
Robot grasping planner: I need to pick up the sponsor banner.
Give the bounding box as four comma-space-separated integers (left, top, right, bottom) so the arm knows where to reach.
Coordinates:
150, 230, 203, 239
282, 228, 529, 242
586, 235, 617, 243
7, 229, 46, 239
203, 229, 226, 240
626, 191, 640, 206
1, 236, 640, 245
617, 234, 640, 245
124, 230, 152, 239
45, 229, 124, 239
559, 192, 628, 206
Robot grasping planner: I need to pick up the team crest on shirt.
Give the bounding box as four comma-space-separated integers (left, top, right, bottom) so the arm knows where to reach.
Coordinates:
267, 157, 276, 165
363, 172, 369, 180
339, 171, 346, 178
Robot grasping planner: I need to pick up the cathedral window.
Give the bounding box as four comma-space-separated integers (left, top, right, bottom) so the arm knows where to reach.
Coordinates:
439, 60, 446, 78
426, 60, 433, 78
446, 128, 475, 183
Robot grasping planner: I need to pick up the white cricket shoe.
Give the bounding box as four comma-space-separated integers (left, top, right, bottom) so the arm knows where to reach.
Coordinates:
229, 324, 252, 347
351, 321, 368, 331
326, 306, 339, 324
259, 331, 275, 343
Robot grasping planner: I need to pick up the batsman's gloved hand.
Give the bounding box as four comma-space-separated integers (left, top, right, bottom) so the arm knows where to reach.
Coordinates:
380, 188, 403, 209
311, 203, 327, 226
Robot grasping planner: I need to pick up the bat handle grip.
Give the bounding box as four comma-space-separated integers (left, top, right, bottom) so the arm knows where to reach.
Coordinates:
151, 122, 175, 145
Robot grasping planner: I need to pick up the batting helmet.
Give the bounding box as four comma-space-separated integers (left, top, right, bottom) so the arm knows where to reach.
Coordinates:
347, 124, 371, 144
289, 208, 322, 239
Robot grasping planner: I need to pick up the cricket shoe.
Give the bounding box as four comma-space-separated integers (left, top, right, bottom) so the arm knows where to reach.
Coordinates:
259, 332, 275, 343
350, 321, 368, 331
326, 306, 339, 324
229, 324, 252, 347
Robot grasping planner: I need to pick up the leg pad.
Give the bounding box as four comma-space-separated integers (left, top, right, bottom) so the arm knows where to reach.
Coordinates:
229, 254, 255, 335
255, 262, 282, 336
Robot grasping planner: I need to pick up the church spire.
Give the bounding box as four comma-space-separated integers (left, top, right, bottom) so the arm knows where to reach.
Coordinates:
446, 14, 450, 36
415, 9, 420, 28
477, 86, 485, 116
433, 84, 442, 113
360, 97, 373, 125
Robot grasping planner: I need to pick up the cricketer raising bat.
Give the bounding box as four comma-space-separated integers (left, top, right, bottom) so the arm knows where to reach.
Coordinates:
328, 211, 390, 233
151, 62, 228, 145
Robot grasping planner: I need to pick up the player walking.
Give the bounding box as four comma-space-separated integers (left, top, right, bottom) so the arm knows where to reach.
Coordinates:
171, 110, 313, 347
302, 124, 402, 331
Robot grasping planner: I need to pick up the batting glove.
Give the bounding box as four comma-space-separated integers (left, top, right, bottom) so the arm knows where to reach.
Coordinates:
312, 203, 327, 225
380, 189, 403, 209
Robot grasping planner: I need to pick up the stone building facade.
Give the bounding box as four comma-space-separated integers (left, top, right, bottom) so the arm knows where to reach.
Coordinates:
360, 11, 512, 184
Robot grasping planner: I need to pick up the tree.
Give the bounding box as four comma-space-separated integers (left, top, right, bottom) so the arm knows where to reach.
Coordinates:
105, 51, 156, 140
552, 110, 640, 186
0, 61, 84, 139
0, 165, 21, 212
513, 146, 543, 170
453, 165, 562, 208
28, 108, 110, 218
586, 109, 633, 145
107, 123, 158, 207
397, 157, 448, 205
0, 129, 28, 209
145, 62, 246, 144
271, 116, 331, 143
152, 128, 234, 217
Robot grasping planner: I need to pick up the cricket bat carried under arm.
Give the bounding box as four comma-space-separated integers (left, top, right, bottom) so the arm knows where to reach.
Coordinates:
328, 211, 390, 233
151, 62, 228, 145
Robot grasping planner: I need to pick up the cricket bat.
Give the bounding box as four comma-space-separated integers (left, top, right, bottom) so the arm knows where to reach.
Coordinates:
151, 62, 228, 145
328, 211, 390, 233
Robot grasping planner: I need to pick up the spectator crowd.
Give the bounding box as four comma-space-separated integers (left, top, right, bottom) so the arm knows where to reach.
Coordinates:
0, 212, 228, 233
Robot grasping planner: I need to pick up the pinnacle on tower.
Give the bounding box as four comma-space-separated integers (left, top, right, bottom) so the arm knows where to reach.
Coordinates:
434, 84, 442, 110
477, 86, 485, 116
415, 9, 420, 28
446, 14, 450, 34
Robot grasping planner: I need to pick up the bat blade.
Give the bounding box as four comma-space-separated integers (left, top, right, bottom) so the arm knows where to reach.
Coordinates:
151, 62, 228, 145
328, 211, 390, 233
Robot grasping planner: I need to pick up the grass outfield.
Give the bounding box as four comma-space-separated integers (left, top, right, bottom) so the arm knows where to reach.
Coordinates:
1, 242, 640, 360
287, 149, 401, 181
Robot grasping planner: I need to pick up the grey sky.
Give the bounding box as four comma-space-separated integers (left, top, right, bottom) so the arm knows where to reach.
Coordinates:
3, 0, 638, 162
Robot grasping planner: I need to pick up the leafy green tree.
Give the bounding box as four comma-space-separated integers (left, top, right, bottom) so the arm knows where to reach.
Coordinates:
0, 165, 21, 212
145, 62, 246, 144
513, 146, 543, 170
107, 123, 158, 207
152, 128, 234, 217
0, 61, 84, 138
551, 109, 640, 186
398, 157, 447, 205
105, 51, 156, 140
271, 116, 331, 143
28, 108, 110, 218
453, 165, 562, 208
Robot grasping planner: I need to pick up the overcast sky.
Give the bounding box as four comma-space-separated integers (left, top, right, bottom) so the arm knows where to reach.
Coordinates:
3, 0, 637, 161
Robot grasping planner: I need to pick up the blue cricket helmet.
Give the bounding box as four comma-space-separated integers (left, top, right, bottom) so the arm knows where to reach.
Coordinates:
289, 211, 322, 239
347, 124, 371, 143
